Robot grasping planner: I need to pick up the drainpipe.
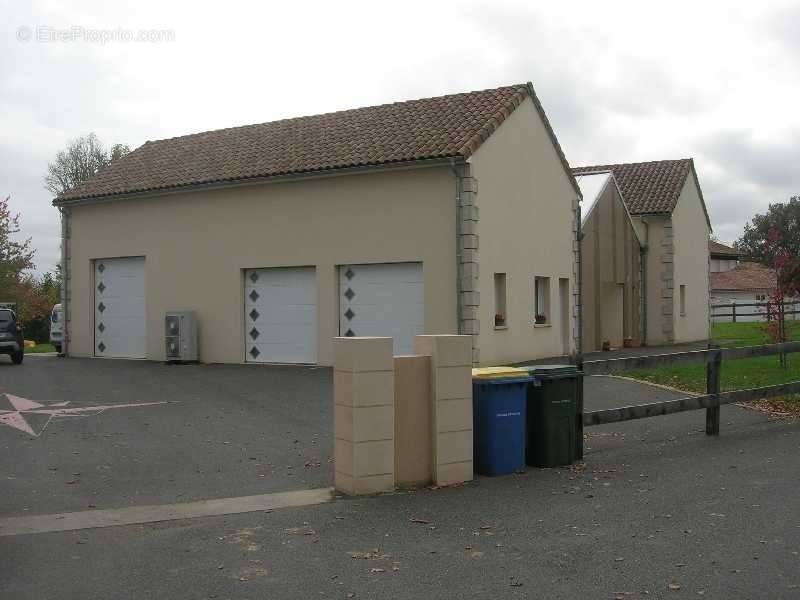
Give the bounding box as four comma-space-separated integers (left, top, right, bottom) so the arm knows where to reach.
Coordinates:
449, 158, 480, 364
640, 245, 648, 346
640, 218, 650, 346
450, 159, 464, 335
575, 199, 583, 359
58, 206, 70, 357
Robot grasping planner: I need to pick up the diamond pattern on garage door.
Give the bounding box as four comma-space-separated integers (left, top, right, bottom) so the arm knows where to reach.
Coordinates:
94, 257, 146, 358
244, 267, 317, 364
338, 263, 424, 355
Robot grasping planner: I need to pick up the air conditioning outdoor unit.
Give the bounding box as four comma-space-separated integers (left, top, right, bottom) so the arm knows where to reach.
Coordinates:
165, 311, 198, 363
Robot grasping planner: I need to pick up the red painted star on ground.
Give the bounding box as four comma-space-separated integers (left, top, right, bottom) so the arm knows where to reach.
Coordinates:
0, 394, 169, 437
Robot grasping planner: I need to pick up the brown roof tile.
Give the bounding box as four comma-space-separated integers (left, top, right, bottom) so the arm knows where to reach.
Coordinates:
572, 159, 693, 215
709, 240, 740, 258
711, 262, 776, 292
56, 83, 575, 202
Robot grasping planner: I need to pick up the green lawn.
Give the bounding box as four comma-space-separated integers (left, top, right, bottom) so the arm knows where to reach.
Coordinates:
25, 343, 56, 354
710, 320, 800, 348
624, 322, 800, 410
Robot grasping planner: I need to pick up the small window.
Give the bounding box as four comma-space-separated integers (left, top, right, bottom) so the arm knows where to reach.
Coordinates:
679, 285, 687, 316
534, 277, 550, 325
494, 273, 507, 328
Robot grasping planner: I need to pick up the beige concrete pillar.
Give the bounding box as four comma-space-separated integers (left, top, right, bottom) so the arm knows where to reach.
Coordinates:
333, 337, 395, 495
394, 355, 432, 487
414, 335, 473, 486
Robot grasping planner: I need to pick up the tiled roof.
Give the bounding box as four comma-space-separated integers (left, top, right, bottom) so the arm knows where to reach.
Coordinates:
572, 159, 693, 215
56, 83, 578, 202
711, 262, 776, 291
709, 240, 740, 258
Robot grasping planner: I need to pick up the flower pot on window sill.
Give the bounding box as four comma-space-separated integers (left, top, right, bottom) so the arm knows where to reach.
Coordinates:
534, 315, 547, 325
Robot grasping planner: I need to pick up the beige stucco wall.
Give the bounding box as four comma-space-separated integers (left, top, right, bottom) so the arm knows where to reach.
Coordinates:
581, 181, 642, 351
469, 96, 578, 364
66, 166, 458, 365
672, 171, 711, 343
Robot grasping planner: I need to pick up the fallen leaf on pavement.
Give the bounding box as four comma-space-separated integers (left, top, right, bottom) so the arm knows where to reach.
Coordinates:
668, 583, 681, 591
350, 549, 388, 560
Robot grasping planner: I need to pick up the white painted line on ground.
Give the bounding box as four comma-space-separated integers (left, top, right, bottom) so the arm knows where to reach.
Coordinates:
0, 487, 334, 537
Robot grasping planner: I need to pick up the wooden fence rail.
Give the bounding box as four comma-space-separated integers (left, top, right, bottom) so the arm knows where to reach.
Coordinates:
575, 341, 800, 459
711, 300, 800, 323
583, 380, 800, 426
582, 341, 800, 376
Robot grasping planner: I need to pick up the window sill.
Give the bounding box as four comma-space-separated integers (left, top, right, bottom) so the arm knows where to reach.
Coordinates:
533, 323, 551, 328
494, 325, 509, 331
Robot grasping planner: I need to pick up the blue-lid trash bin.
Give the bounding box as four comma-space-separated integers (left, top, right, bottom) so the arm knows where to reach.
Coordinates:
472, 368, 534, 476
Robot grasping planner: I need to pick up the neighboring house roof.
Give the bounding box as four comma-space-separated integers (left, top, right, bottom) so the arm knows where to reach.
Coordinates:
573, 170, 642, 245
54, 82, 581, 204
572, 158, 711, 229
710, 262, 776, 292
709, 240, 740, 259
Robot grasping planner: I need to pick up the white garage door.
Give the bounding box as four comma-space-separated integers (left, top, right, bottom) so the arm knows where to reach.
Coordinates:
339, 262, 424, 355
244, 267, 317, 364
94, 257, 146, 358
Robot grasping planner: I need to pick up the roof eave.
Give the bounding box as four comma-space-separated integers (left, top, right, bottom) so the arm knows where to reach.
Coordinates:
52, 155, 464, 207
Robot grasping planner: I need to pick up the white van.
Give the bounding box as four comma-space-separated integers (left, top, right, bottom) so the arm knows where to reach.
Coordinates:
49, 303, 63, 353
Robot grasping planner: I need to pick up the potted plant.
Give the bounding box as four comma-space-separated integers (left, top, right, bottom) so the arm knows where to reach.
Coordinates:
494, 313, 505, 327
534, 314, 547, 325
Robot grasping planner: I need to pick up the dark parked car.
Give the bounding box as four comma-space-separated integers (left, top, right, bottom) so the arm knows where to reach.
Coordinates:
0, 309, 24, 364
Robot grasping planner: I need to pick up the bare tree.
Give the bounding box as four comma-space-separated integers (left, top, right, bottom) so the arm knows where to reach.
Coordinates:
44, 133, 131, 196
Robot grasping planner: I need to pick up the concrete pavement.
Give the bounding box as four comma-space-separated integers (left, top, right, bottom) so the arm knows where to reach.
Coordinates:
3, 363, 798, 599
0, 357, 333, 515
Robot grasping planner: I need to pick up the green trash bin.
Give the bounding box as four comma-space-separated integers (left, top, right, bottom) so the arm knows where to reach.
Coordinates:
521, 365, 578, 467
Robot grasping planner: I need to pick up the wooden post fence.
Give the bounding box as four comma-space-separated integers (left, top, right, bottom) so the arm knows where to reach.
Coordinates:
705, 344, 721, 435
579, 341, 800, 435
575, 355, 584, 460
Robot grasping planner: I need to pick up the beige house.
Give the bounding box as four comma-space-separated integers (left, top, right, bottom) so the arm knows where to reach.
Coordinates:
574, 159, 711, 346
709, 240, 741, 273
54, 83, 582, 366
574, 171, 643, 351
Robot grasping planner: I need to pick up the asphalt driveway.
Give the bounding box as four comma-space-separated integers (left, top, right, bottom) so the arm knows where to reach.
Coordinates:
2, 367, 798, 599
0, 356, 333, 516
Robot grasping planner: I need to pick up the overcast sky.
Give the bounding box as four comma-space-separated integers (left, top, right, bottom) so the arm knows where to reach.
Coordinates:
2, 0, 798, 273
